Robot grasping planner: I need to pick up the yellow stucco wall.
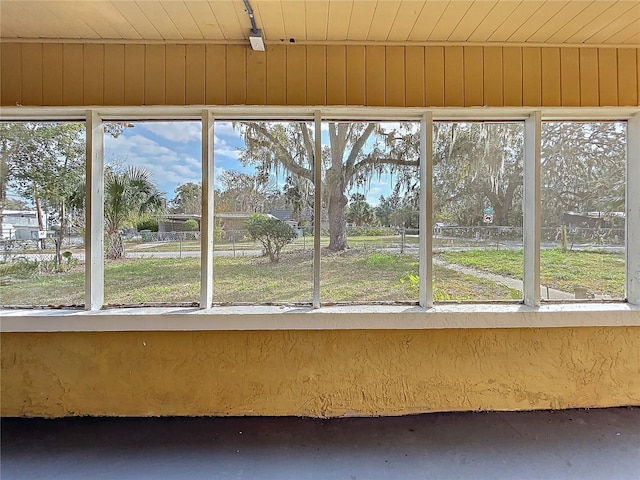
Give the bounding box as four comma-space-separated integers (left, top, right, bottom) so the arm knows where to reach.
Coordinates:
2, 327, 639, 417
1, 43, 639, 107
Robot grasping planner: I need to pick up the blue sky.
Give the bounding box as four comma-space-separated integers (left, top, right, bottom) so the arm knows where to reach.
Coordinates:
104, 121, 408, 205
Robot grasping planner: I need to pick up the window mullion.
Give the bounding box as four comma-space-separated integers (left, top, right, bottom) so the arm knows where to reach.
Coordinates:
523, 111, 542, 307
313, 111, 322, 309
420, 112, 433, 308
85, 111, 104, 311
200, 110, 214, 309
627, 113, 640, 305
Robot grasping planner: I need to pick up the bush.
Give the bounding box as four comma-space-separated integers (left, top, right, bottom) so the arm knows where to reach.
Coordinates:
136, 219, 159, 232
182, 219, 199, 232
245, 214, 297, 263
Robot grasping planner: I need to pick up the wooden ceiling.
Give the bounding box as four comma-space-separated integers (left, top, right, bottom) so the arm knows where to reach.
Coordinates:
1, 0, 638, 46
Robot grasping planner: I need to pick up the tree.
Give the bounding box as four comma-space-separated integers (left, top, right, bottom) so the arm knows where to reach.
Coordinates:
182, 219, 199, 231
245, 214, 296, 263
2, 122, 85, 267
238, 122, 418, 250
103, 166, 164, 259
432, 122, 524, 226
215, 170, 284, 213
346, 193, 375, 226
170, 182, 202, 215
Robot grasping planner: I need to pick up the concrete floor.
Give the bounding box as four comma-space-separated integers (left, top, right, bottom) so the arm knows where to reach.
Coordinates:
1, 408, 638, 480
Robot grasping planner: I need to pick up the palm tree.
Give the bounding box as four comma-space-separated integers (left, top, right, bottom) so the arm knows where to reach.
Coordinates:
104, 166, 164, 259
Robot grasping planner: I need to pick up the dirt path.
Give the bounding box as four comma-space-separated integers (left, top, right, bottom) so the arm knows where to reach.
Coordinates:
433, 258, 575, 300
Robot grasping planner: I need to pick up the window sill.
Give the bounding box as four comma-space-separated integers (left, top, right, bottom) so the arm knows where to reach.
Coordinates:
1, 303, 639, 332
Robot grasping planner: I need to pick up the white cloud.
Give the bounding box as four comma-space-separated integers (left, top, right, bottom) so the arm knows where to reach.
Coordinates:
138, 122, 201, 143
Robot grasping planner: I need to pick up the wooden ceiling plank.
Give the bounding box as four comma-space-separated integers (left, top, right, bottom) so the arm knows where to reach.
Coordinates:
585, 5, 640, 45
183, 1, 225, 40
507, 1, 570, 43
255, 0, 286, 41
448, 1, 498, 42
466, 0, 520, 43
366, 0, 401, 41
80, 2, 143, 40
160, 1, 204, 40
112, 1, 163, 40
544, 1, 612, 44
0, 6, 41, 39
407, 1, 449, 41
136, 1, 183, 40
526, 2, 593, 43
387, 1, 424, 42
430, 1, 474, 41
602, 18, 640, 45
326, 0, 353, 41
348, 1, 377, 40
487, 1, 546, 43
566, 2, 639, 44
305, 1, 329, 40
281, 0, 306, 42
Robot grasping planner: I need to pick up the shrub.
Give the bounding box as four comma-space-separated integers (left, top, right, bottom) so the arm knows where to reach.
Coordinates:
182, 219, 199, 232
136, 219, 159, 232
245, 214, 297, 263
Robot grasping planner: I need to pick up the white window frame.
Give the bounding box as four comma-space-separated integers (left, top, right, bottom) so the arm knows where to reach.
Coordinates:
0, 106, 638, 332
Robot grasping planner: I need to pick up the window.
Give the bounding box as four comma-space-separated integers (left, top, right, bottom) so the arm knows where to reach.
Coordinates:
103, 121, 202, 305
1, 121, 86, 306
0, 110, 637, 310
540, 122, 626, 301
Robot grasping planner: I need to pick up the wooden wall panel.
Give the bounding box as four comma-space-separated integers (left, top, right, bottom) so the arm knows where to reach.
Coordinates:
21, 43, 42, 106
617, 48, 638, 107
405, 46, 425, 107
541, 48, 561, 106
226, 45, 246, 105
326, 46, 346, 105
1, 44, 21, 106
42, 44, 63, 105
366, 46, 385, 106
598, 49, 618, 106
266, 45, 286, 105
503, 47, 522, 106
62, 44, 83, 106
205, 45, 226, 105
385, 46, 405, 107
579, 48, 599, 106
145, 44, 166, 105
83, 44, 104, 106
444, 46, 464, 107
185, 45, 205, 105
464, 46, 483, 106
286, 47, 306, 106
484, 47, 503, 106
560, 48, 580, 107
523, 48, 541, 106
124, 44, 145, 105
346, 46, 365, 105
104, 44, 125, 106
165, 44, 186, 105
2, 43, 637, 108
307, 46, 327, 106
425, 46, 444, 107
246, 49, 267, 105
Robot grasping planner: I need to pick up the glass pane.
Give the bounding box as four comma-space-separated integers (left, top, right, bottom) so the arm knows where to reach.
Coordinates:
103, 121, 202, 305
433, 122, 525, 302
320, 121, 420, 303
213, 121, 314, 304
1, 122, 86, 306
540, 122, 626, 301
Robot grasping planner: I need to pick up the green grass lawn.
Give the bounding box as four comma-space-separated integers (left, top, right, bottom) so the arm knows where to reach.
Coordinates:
1, 249, 519, 306
438, 248, 625, 298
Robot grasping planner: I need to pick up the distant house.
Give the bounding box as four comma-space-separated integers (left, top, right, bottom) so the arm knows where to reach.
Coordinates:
1, 210, 47, 240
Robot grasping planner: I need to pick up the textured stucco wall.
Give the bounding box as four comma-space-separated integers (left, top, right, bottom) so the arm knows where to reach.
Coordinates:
1, 327, 639, 418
